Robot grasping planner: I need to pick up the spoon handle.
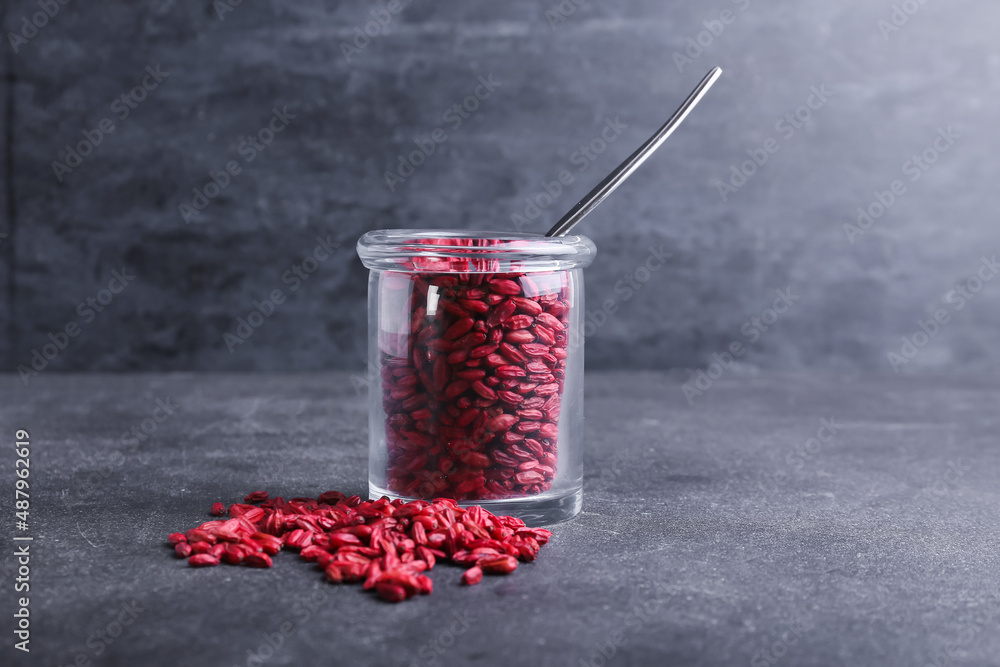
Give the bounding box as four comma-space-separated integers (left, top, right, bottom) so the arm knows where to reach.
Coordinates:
545, 67, 723, 238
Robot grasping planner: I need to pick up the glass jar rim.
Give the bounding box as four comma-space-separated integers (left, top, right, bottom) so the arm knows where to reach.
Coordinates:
357, 229, 596, 273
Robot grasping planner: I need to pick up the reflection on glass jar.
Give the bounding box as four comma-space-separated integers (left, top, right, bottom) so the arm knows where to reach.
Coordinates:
358, 231, 595, 524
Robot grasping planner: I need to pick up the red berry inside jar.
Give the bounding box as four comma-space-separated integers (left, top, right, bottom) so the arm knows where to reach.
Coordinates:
379, 268, 570, 501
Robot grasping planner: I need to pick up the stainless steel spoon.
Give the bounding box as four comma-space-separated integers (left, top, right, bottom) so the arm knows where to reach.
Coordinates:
545, 66, 723, 238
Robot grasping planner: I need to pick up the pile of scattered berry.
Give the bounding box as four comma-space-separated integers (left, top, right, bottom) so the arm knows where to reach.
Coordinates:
167, 490, 551, 602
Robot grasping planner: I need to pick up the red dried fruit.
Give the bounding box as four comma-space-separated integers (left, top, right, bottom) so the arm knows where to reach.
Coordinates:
186, 529, 216, 544
221, 544, 246, 564
250, 532, 283, 555
536, 312, 564, 330
504, 314, 534, 330
469, 344, 498, 359
324, 564, 344, 583
230, 505, 265, 522
514, 470, 546, 485
498, 342, 527, 363
213, 528, 241, 543
471, 380, 497, 400
516, 527, 553, 544
211, 502, 226, 516
444, 317, 475, 341
376, 582, 409, 602
479, 555, 518, 574
445, 380, 470, 398
489, 279, 522, 295
335, 562, 368, 583
286, 529, 313, 549
328, 533, 363, 548
244, 553, 273, 568
167, 491, 553, 602
504, 330, 534, 344
460, 298, 489, 313
462, 566, 483, 585
511, 297, 543, 315
189, 554, 220, 567
454, 332, 487, 349
520, 343, 549, 357
485, 353, 508, 367
189, 541, 211, 555
416, 574, 433, 594
363, 562, 383, 590
487, 414, 518, 433
244, 491, 269, 504
318, 490, 347, 505
538, 423, 559, 439
497, 390, 523, 405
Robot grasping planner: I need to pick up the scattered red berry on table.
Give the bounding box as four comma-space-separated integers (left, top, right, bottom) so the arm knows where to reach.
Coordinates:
167, 492, 552, 602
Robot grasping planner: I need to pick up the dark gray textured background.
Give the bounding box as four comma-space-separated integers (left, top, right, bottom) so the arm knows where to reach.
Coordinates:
2, 0, 999, 374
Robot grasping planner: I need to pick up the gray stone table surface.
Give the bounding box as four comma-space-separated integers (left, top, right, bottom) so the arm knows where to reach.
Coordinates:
2, 371, 999, 667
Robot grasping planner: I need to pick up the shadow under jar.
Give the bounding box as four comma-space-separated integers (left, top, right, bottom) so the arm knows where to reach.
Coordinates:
357, 231, 596, 524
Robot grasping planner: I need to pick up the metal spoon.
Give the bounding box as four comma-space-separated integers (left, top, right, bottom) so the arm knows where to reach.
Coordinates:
545, 66, 723, 238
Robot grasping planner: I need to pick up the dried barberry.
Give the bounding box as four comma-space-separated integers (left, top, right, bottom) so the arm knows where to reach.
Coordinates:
166, 492, 551, 602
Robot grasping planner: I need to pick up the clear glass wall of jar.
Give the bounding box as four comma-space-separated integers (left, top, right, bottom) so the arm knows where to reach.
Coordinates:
357, 230, 596, 524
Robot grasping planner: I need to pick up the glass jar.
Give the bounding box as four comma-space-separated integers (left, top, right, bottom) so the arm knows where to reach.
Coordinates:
357, 230, 596, 524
